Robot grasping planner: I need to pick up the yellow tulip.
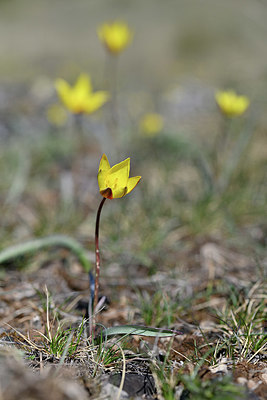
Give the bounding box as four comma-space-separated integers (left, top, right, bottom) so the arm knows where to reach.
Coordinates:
139, 113, 164, 136
55, 73, 109, 114
97, 21, 133, 55
215, 90, 250, 117
98, 154, 141, 199
46, 104, 68, 126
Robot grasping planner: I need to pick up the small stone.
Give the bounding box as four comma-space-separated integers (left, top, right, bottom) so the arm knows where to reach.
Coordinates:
237, 377, 248, 386
247, 379, 260, 391
261, 373, 267, 384
100, 382, 129, 399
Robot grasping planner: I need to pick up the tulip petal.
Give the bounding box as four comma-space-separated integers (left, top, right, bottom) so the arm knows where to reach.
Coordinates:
215, 90, 249, 117
126, 176, 141, 195
98, 154, 110, 172
84, 91, 109, 114
97, 155, 140, 199
98, 22, 132, 54
98, 154, 110, 194
98, 172, 108, 194
55, 79, 72, 108
111, 185, 128, 199
56, 74, 109, 114
106, 158, 130, 198
109, 158, 129, 184
74, 73, 92, 95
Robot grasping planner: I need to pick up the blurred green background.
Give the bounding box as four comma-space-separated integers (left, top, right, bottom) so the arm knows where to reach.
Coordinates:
0, 0, 266, 266
1, 0, 267, 90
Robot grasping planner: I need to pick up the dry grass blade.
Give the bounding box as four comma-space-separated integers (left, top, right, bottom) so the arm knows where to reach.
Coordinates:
115, 344, 126, 400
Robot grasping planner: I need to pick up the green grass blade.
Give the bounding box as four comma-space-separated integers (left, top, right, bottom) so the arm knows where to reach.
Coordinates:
0, 234, 91, 272
98, 325, 183, 339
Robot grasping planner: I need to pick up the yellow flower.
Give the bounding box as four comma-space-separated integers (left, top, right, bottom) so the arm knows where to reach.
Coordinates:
215, 90, 250, 117
46, 103, 68, 126
55, 73, 109, 114
139, 113, 164, 136
98, 154, 141, 199
97, 21, 133, 55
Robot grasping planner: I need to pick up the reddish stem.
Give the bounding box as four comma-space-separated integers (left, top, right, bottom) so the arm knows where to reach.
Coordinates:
93, 197, 106, 315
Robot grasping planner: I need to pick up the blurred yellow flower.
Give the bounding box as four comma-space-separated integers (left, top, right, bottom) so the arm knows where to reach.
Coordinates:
55, 73, 109, 114
139, 113, 164, 136
215, 90, 250, 117
98, 154, 141, 199
98, 21, 133, 55
46, 103, 68, 126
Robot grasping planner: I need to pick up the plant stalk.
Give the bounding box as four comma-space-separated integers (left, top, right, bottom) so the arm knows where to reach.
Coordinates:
93, 197, 106, 315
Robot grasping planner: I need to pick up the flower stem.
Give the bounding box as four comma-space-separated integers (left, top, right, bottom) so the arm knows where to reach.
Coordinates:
104, 52, 119, 142
93, 197, 106, 315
